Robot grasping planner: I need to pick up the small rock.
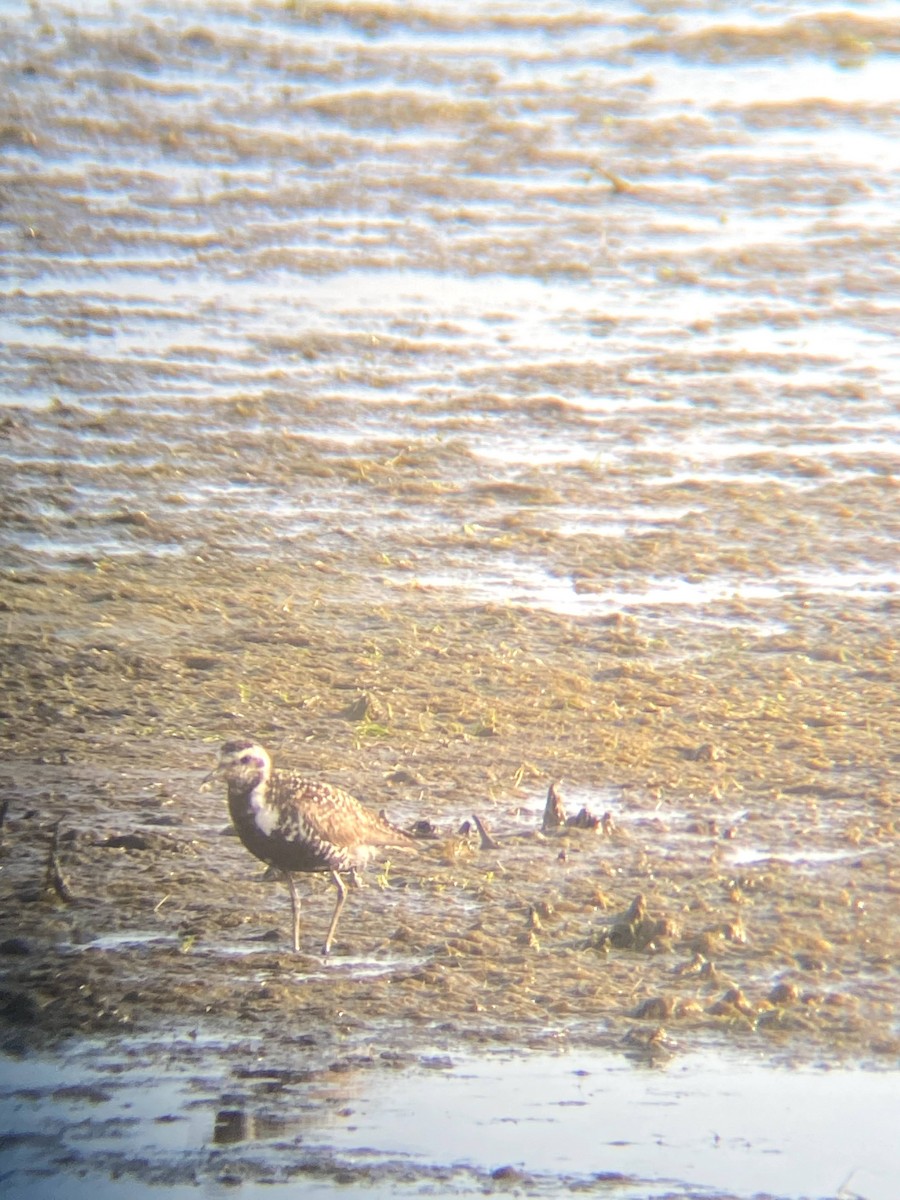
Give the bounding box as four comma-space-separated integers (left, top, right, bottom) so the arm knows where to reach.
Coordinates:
491, 1165, 527, 1183
567, 805, 600, 830
0, 937, 32, 956
633, 995, 676, 1020
411, 819, 439, 838
103, 833, 151, 851
768, 981, 800, 1006
0, 989, 39, 1024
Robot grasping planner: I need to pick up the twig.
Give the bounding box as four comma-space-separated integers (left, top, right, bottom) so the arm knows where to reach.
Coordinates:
45, 818, 74, 903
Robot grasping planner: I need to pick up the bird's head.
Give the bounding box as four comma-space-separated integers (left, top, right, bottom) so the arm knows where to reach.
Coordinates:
201, 740, 272, 790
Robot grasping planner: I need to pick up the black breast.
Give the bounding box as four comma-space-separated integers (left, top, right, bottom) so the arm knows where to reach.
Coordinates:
228, 782, 355, 875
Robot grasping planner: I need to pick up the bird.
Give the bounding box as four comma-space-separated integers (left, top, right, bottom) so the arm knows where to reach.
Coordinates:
203, 739, 416, 955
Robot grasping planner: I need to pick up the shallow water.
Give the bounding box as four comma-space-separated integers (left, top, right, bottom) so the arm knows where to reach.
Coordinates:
1, 0, 899, 1197
2, 1036, 898, 1199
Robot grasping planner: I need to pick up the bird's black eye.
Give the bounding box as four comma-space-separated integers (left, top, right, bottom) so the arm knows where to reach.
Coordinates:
240, 754, 253, 765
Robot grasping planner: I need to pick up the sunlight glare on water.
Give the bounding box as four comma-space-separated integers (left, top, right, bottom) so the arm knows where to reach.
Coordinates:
318, 1051, 900, 1200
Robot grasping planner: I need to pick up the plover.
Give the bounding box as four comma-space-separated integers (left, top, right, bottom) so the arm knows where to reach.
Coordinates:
203, 739, 415, 954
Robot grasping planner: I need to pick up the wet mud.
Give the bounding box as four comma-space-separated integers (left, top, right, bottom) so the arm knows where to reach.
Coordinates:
1, 0, 899, 1194
0, 552, 896, 1064
1, 536, 896, 1194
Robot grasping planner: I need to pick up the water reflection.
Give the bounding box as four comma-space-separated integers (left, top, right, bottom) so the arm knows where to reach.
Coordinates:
2, 1039, 896, 1198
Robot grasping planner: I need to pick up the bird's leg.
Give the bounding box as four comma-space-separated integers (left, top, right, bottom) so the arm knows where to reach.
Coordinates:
322, 870, 348, 956
285, 872, 301, 953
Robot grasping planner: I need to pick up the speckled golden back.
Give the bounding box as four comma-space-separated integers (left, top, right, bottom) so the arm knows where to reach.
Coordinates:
267, 768, 414, 862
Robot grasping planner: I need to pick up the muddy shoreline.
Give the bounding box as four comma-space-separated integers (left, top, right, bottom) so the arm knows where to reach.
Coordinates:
1, 552, 896, 1067
2, 0, 900, 1191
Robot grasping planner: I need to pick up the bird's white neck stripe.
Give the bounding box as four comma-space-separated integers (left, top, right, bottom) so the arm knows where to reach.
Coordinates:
249, 780, 280, 836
